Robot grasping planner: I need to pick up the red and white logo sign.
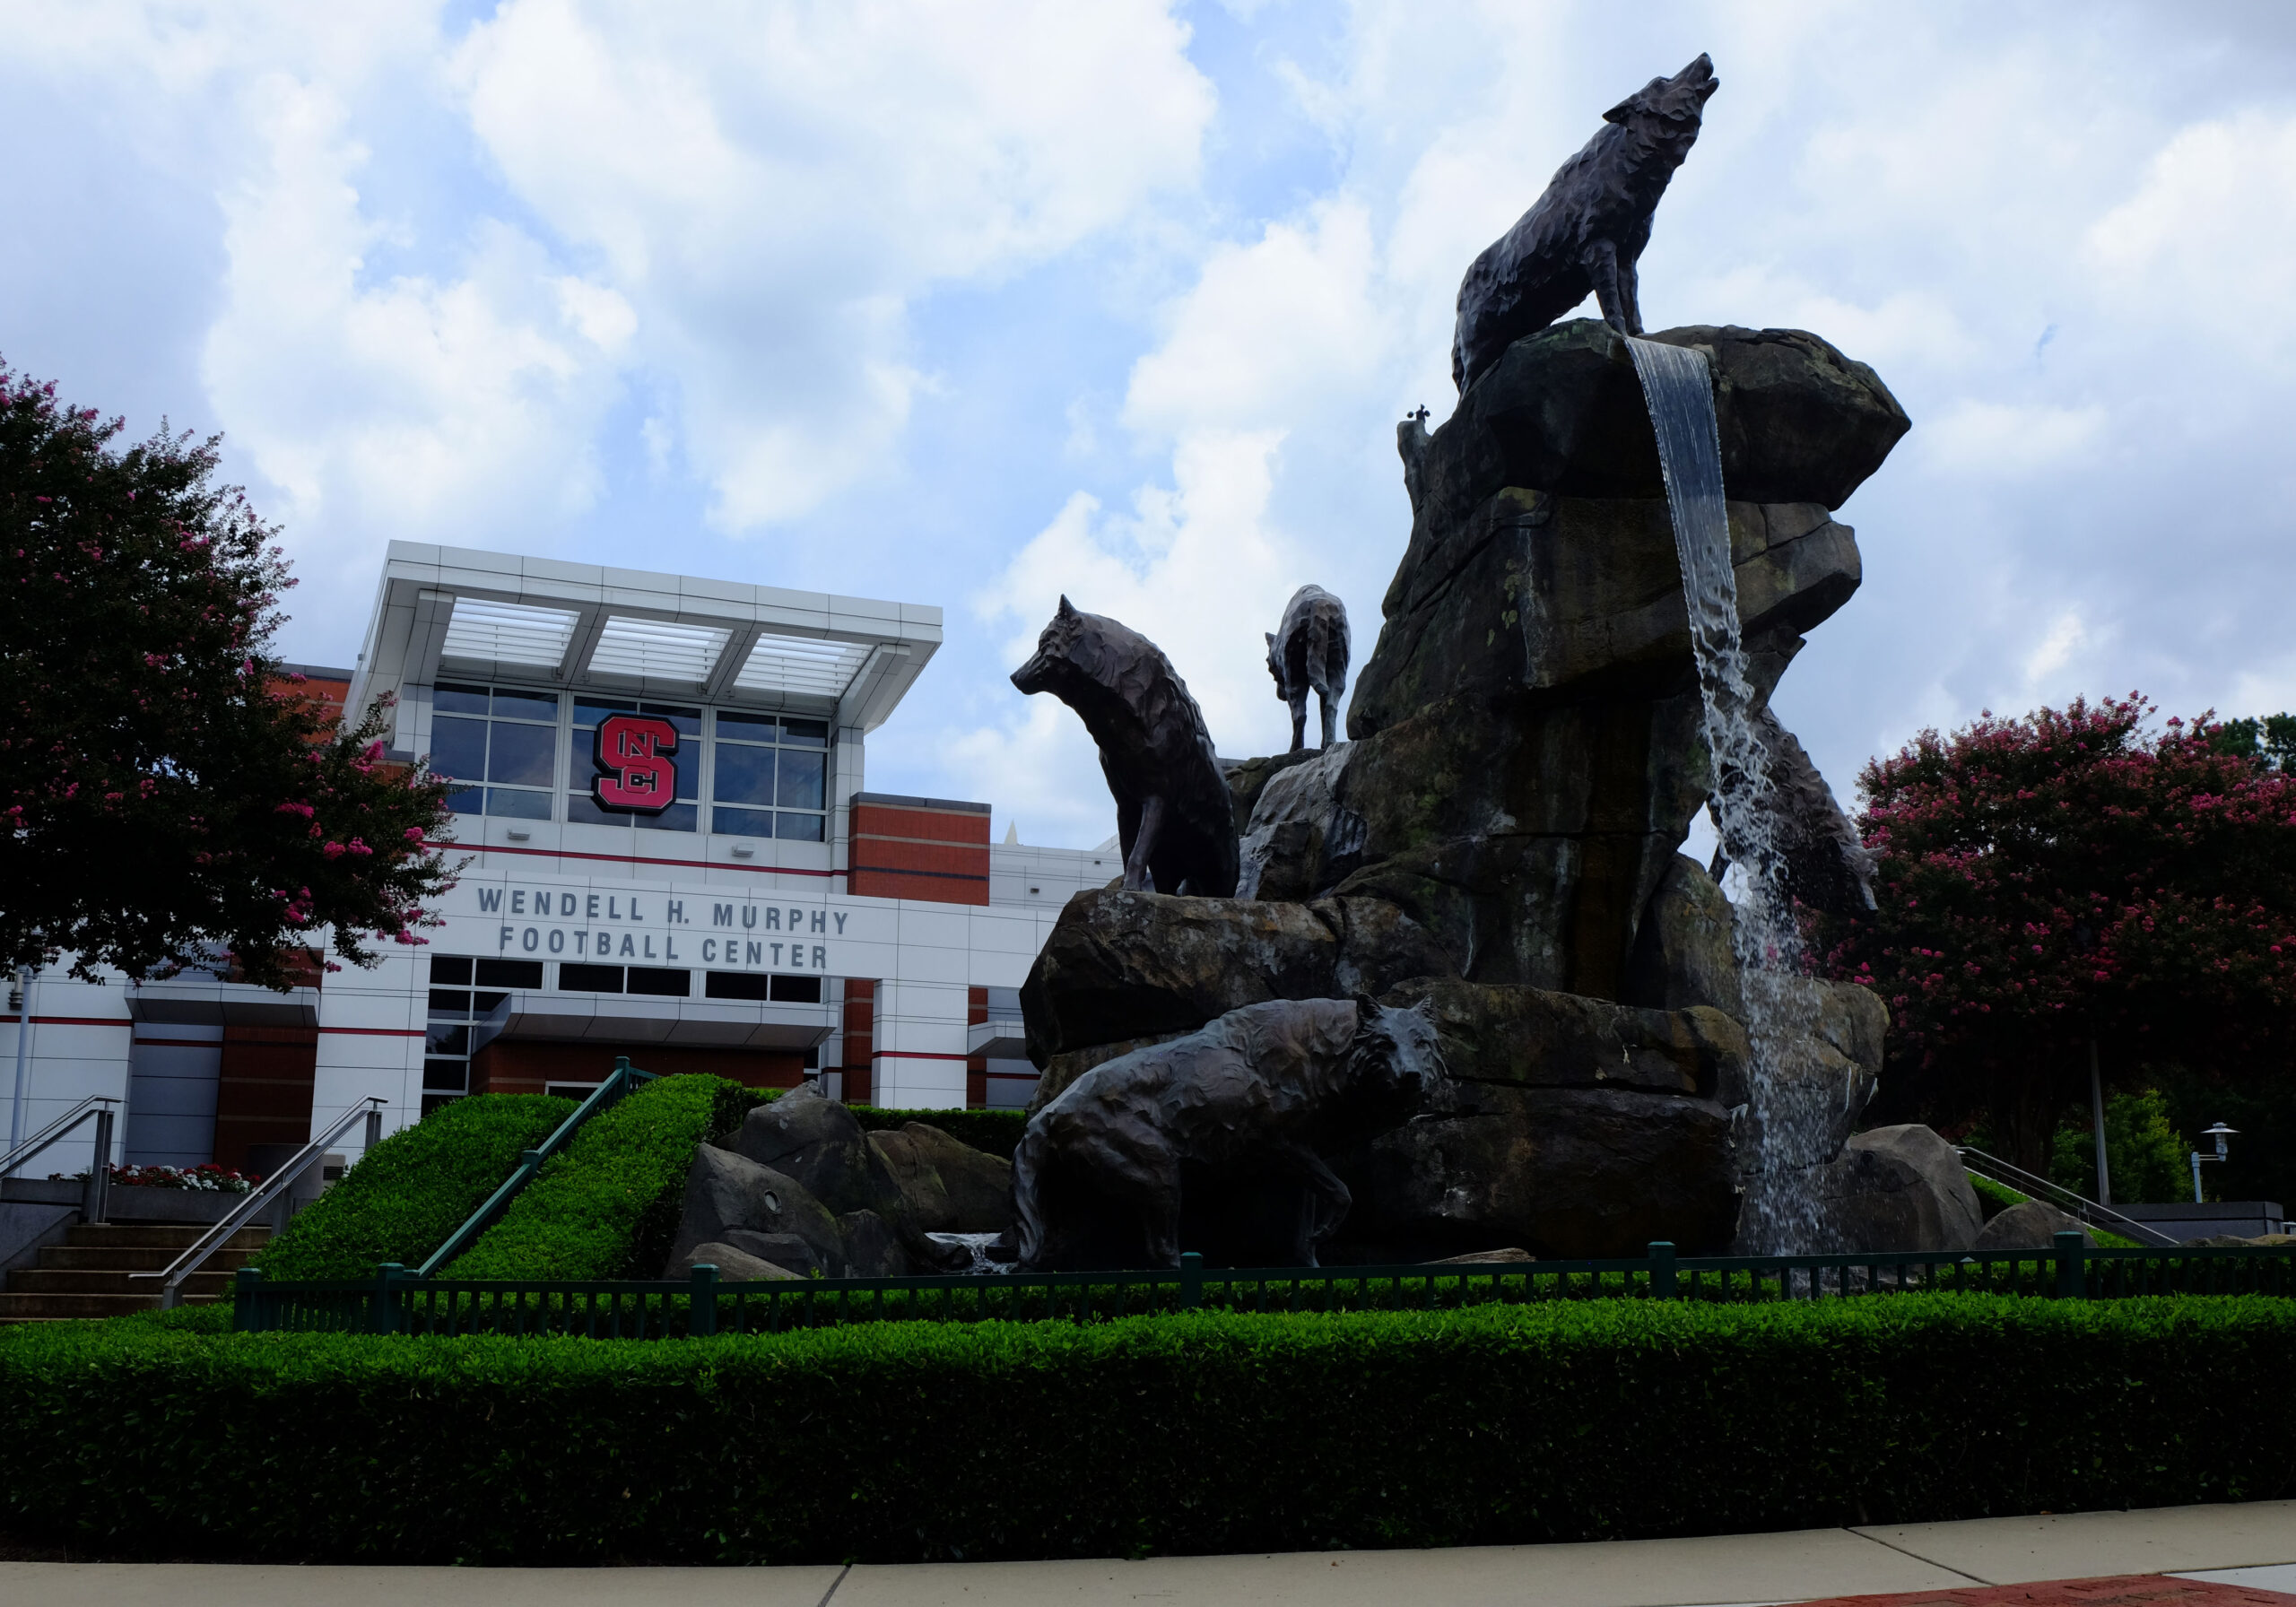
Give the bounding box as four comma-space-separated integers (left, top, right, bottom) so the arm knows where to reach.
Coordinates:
591, 714, 679, 812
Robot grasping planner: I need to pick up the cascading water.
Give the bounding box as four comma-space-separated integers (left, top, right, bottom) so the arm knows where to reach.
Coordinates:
1625, 335, 1836, 1254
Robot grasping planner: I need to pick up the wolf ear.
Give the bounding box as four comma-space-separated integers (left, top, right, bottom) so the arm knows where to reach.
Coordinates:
1265, 631, 1276, 647
1057, 594, 1076, 617
1350, 991, 1383, 1021
1604, 77, 1664, 123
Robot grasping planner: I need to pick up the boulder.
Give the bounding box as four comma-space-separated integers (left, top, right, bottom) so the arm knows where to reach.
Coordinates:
1223, 750, 1323, 838
1809, 1126, 1982, 1253
836, 1209, 911, 1276
723, 1081, 903, 1222
1733, 977, 1887, 1165
1019, 889, 1452, 1059
865, 1123, 1016, 1235
1379, 976, 1746, 1101
1974, 1198, 2096, 1251
1358, 1081, 1739, 1258
667, 1144, 848, 1275
669, 1241, 803, 1281
1842, 1125, 1981, 1247
719, 1229, 825, 1277
1622, 855, 1743, 1016
1423, 1247, 1535, 1264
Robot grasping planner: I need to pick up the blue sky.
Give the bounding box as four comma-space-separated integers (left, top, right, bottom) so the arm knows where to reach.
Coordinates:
7, 1, 2296, 849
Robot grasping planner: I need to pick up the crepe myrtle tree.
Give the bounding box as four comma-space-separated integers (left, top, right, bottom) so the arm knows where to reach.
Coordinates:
0, 361, 455, 989
1823, 694, 2296, 1173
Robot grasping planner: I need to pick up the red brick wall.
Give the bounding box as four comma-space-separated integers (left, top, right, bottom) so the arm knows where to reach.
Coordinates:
211, 1025, 319, 1171
967, 984, 987, 1108
469, 1040, 807, 1096
847, 797, 990, 905
840, 979, 874, 1104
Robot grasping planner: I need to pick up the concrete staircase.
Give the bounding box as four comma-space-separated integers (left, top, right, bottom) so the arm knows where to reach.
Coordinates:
0, 1222, 270, 1322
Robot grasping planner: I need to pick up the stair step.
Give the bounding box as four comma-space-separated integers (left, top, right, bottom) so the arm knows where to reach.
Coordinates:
65, 1223, 270, 1250
0, 1291, 220, 1320
37, 1244, 261, 1273
7, 1268, 237, 1297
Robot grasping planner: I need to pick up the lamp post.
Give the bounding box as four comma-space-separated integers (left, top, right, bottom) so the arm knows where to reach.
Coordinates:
2190, 1121, 2237, 1204
8, 964, 31, 1152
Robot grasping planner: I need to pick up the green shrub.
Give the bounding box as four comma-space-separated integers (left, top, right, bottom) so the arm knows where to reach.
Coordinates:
1969, 1174, 2144, 1250
256, 1094, 575, 1281
2050, 1090, 2192, 1203
2, 1294, 2291, 1564
443, 1073, 751, 1280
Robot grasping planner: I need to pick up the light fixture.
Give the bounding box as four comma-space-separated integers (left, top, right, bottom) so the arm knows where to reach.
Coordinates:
730, 843, 755, 859
506, 827, 532, 842
2191, 1122, 2239, 1203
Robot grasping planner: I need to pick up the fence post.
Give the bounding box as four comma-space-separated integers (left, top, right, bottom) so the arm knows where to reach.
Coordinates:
1648, 1240, 1678, 1299
2053, 1230, 2086, 1300
1179, 1251, 1204, 1311
363, 1103, 382, 1152
689, 1264, 719, 1337
372, 1262, 404, 1335
235, 1265, 264, 1332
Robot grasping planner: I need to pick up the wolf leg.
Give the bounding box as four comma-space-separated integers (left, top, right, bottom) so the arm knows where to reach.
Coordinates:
1587, 238, 1634, 335
1122, 793, 1166, 892
1618, 252, 1644, 336
1288, 691, 1308, 754
1279, 1144, 1352, 1266
1318, 690, 1338, 751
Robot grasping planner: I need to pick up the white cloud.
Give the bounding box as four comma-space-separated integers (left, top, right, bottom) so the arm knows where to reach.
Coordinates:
1920, 400, 2109, 478
451, 0, 1216, 530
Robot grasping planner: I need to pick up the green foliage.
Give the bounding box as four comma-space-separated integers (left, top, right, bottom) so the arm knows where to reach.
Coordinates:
1966, 1174, 2144, 1250
256, 1094, 573, 1281
2209, 713, 2296, 771
2152, 1066, 2296, 1212
2050, 1090, 2193, 1204
0, 361, 457, 985
444, 1073, 751, 1280
4, 1296, 2292, 1564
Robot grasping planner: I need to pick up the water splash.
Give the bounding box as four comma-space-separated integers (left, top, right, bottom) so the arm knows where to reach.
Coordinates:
1625, 335, 1837, 1254
925, 1231, 1013, 1275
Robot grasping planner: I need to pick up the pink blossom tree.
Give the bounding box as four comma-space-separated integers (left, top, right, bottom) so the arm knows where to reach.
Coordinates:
1824, 694, 2296, 1172
0, 361, 456, 989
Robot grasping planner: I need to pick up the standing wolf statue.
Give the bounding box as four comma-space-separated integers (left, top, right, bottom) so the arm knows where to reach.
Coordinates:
1265, 585, 1351, 752
1014, 995, 1446, 1270
1011, 596, 1239, 898
1452, 52, 1719, 392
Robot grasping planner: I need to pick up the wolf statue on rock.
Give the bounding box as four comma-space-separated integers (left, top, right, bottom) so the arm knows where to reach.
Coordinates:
1452, 52, 1718, 392
1013, 995, 1445, 1271
1265, 585, 1352, 753
1011, 596, 1239, 898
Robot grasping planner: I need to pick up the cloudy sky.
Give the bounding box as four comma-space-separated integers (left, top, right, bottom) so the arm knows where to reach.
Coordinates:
6, 1, 2295, 847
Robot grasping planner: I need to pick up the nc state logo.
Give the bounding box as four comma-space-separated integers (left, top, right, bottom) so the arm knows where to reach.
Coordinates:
592, 714, 679, 812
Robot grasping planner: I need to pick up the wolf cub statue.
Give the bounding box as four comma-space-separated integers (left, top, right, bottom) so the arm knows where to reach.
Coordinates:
1013, 995, 1446, 1270
1452, 52, 1719, 393
1011, 596, 1239, 898
1265, 585, 1351, 753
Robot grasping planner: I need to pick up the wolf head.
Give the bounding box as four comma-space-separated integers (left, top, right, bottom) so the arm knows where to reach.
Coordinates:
1347, 993, 1447, 1105
1264, 630, 1284, 693
1011, 595, 1092, 697
1605, 52, 1718, 137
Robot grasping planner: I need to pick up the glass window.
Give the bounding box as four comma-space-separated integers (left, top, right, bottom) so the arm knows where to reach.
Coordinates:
709, 709, 831, 838
704, 971, 770, 1002
627, 968, 691, 997
427, 956, 473, 986
559, 963, 623, 993
431, 685, 560, 819
770, 975, 823, 1003
474, 959, 544, 989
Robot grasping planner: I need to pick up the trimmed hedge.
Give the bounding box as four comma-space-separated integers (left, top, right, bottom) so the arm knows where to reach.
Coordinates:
255, 1094, 576, 1281
848, 1103, 1028, 1160
3, 1294, 2292, 1564
443, 1073, 752, 1280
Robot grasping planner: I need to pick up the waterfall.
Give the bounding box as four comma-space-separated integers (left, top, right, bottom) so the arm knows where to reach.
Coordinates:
1625, 335, 1834, 1254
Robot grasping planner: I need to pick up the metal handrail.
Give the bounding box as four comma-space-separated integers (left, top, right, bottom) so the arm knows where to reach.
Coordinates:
1956, 1145, 2182, 1248
413, 1056, 655, 1278
0, 1093, 119, 1180
131, 1097, 386, 1309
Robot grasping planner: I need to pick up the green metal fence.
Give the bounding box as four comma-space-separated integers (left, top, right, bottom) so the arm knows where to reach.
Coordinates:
232, 1232, 2296, 1339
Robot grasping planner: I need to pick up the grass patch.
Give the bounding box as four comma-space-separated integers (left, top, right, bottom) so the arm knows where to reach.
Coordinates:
255, 1094, 575, 1281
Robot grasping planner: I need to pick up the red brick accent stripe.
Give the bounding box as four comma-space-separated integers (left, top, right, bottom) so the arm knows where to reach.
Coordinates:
1791, 1576, 2296, 1607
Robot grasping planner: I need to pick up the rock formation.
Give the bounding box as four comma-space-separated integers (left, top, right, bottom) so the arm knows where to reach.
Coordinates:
1017, 317, 1913, 1258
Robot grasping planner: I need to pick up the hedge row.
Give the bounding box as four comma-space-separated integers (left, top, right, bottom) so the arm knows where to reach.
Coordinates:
846, 1102, 1028, 1160
445, 1074, 754, 1280
4, 1294, 2292, 1564
255, 1095, 576, 1281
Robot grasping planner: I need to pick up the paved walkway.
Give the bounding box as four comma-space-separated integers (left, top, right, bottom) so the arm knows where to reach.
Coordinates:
4, 1500, 2291, 1606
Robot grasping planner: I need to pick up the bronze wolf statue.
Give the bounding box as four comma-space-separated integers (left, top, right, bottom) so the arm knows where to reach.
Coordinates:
1452, 52, 1719, 393
1265, 584, 1351, 753
1013, 995, 1446, 1270
1011, 596, 1239, 897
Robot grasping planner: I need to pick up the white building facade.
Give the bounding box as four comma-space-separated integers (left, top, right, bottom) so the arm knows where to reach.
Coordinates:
4, 543, 1115, 1178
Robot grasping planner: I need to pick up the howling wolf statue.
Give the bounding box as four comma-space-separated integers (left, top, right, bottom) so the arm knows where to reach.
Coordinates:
1452, 52, 1719, 393
1265, 585, 1351, 753
1011, 596, 1239, 898
1013, 995, 1446, 1270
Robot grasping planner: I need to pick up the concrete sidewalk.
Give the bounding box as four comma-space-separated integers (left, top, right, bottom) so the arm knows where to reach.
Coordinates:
3, 1500, 2291, 1607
